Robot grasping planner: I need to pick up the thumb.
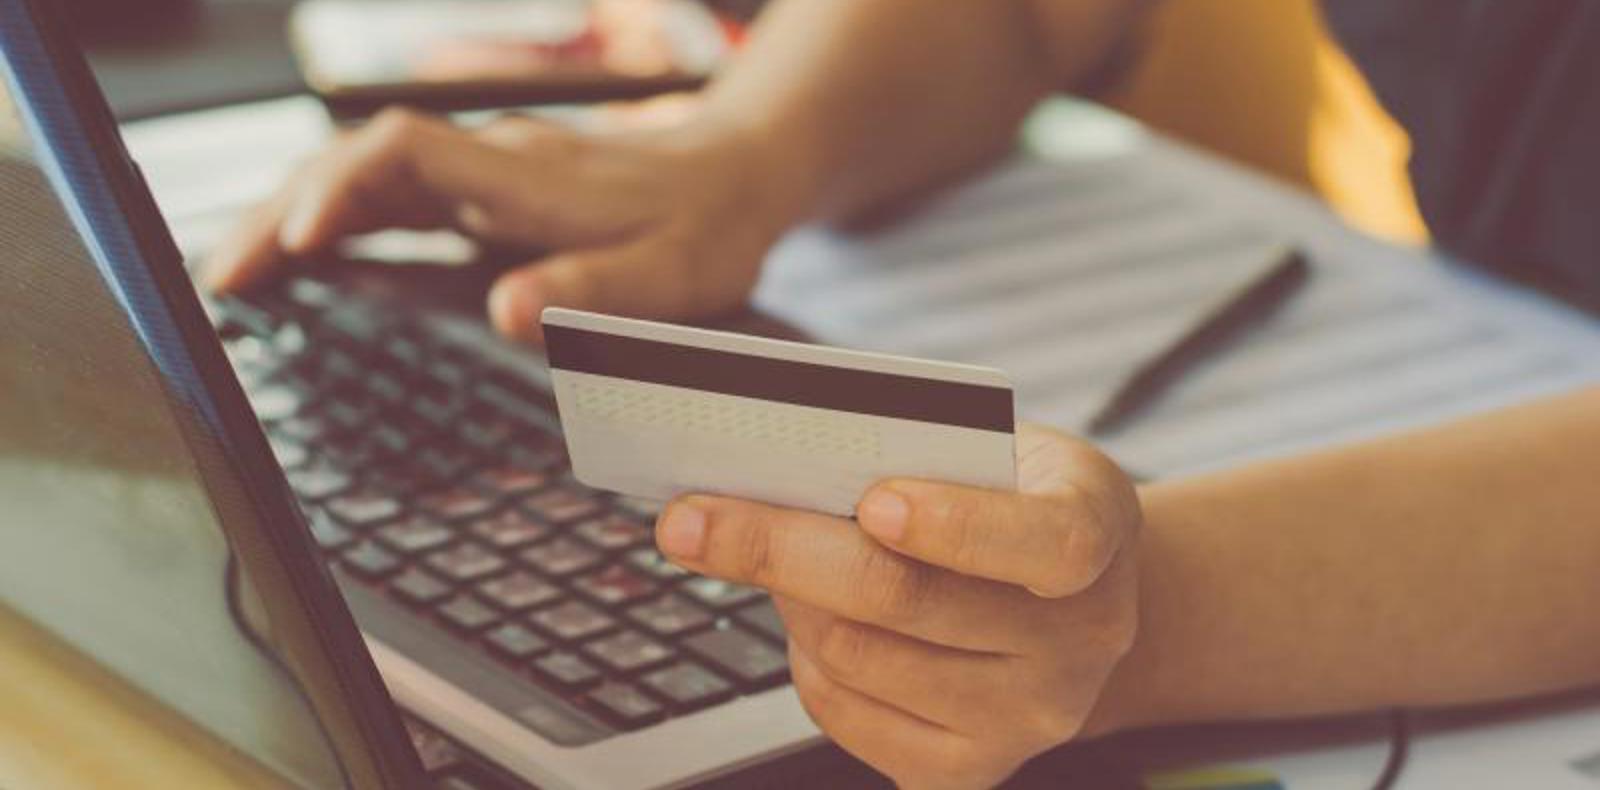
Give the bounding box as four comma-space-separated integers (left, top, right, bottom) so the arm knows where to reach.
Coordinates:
487, 238, 697, 344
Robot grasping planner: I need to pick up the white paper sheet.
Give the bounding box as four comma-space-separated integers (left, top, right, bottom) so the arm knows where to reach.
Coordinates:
751, 100, 1600, 477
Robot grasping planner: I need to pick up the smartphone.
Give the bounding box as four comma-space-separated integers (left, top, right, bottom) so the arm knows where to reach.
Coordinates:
289, 0, 744, 117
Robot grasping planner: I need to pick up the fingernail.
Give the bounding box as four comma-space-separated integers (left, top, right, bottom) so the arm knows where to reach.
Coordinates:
658, 504, 708, 560
488, 277, 543, 342
857, 488, 910, 543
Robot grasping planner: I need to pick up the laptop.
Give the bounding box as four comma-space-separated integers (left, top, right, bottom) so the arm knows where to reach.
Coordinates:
0, 0, 836, 787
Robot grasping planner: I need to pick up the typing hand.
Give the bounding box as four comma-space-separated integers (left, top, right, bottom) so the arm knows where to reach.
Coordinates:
201, 107, 806, 343
654, 423, 1141, 789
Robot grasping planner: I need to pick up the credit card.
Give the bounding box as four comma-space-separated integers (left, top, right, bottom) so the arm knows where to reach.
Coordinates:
542, 308, 1016, 516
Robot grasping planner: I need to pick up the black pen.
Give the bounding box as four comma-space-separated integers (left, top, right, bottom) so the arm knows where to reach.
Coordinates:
1087, 246, 1311, 436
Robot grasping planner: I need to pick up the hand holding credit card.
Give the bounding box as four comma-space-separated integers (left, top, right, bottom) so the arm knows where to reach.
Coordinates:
542, 308, 1017, 516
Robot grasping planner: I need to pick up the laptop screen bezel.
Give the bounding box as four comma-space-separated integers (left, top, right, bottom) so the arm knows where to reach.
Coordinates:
0, 1, 427, 786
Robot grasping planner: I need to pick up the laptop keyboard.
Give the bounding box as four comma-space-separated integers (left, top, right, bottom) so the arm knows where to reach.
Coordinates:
209, 278, 789, 745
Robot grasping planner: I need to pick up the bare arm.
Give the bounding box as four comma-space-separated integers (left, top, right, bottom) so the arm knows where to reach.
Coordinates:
699, 0, 1147, 221
1094, 387, 1600, 732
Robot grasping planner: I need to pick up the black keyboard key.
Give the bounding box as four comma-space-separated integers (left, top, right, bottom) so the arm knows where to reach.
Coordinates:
683, 626, 789, 688
426, 542, 509, 583
304, 509, 354, 551
366, 424, 413, 459
484, 623, 550, 661
319, 438, 378, 470
342, 541, 402, 580
625, 548, 689, 582
733, 599, 787, 643
520, 537, 602, 578
640, 663, 735, 711
522, 488, 602, 525
269, 321, 310, 355
573, 515, 652, 552
414, 446, 477, 482
273, 414, 333, 444
627, 595, 715, 638
326, 489, 403, 528
613, 497, 662, 520
571, 564, 658, 607
428, 358, 471, 388
227, 359, 273, 393
364, 466, 438, 500
411, 393, 463, 429
321, 302, 388, 343
336, 575, 608, 747
460, 413, 524, 452
251, 384, 306, 422
375, 518, 456, 556
212, 296, 277, 338
381, 335, 427, 369
437, 595, 501, 632
269, 437, 310, 470
505, 444, 566, 474
583, 630, 675, 674
586, 682, 664, 729
477, 572, 564, 612
367, 372, 408, 405
420, 487, 500, 523
529, 601, 616, 643
315, 346, 364, 384
322, 398, 377, 433
533, 651, 602, 691
284, 278, 339, 309
286, 464, 354, 502
469, 509, 551, 549
681, 577, 765, 610
473, 381, 551, 428
389, 568, 452, 607
471, 466, 550, 499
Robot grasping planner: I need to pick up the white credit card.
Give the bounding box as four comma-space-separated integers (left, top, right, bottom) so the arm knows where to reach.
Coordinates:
542, 308, 1016, 516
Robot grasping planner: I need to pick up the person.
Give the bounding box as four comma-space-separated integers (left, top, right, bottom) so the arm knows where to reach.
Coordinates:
204, 1, 1600, 787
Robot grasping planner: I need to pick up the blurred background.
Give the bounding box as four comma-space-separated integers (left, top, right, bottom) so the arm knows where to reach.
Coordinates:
69, 0, 1426, 249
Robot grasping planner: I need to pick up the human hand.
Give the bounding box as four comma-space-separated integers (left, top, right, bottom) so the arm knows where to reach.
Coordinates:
201, 107, 809, 343
653, 423, 1142, 789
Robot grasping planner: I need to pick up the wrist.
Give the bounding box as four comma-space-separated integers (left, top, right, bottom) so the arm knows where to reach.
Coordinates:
696, 117, 822, 231
1077, 481, 1179, 738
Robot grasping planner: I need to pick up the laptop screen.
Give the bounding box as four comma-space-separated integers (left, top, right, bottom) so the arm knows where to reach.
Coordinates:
0, 46, 350, 790
0, 3, 414, 786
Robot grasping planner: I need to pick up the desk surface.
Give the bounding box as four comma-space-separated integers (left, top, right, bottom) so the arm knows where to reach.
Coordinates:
0, 605, 286, 790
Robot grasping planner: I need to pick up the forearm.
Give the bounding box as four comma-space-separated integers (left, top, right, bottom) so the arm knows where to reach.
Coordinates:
698, 0, 1143, 221
1093, 387, 1600, 732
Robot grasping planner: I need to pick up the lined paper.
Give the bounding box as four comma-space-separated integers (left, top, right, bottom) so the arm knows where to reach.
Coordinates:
753, 101, 1600, 476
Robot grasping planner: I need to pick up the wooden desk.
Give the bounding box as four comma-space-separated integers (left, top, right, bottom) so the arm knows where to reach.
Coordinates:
0, 605, 286, 789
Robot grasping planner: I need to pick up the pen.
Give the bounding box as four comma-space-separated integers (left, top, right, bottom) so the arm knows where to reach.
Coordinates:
1087, 246, 1311, 436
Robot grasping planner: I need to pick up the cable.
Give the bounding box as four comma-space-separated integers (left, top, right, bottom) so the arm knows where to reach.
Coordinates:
1369, 708, 1412, 790
224, 555, 355, 790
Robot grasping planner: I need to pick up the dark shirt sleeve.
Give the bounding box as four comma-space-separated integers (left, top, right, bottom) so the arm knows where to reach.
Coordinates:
1321, 0, 1600, 310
